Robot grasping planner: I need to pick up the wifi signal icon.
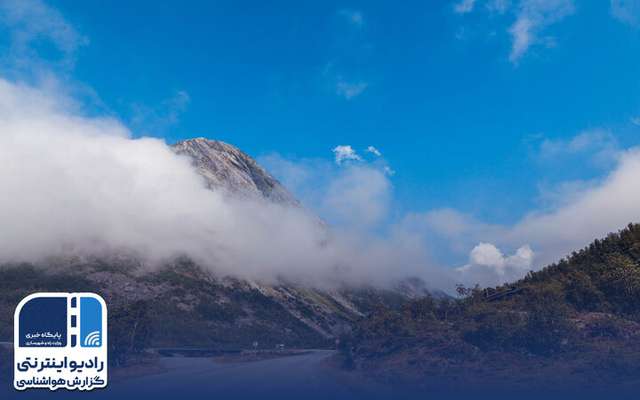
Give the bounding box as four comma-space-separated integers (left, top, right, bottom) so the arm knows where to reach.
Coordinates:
79, 297, 103, 348
84, 331, 101, 347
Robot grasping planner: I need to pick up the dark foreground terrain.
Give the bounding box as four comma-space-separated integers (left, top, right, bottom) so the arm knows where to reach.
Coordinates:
2, 224, 640, 398
1, 349, 394, 400
1, 349, 637, 400
338, 223, 640, 394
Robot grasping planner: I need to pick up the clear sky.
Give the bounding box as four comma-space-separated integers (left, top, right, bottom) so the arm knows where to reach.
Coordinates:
2, 0, 640, 282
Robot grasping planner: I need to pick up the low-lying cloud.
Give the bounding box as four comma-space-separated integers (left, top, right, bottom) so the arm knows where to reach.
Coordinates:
422, 144, 640, 285
3, 76, 640, 292
457, 243, 534, 287
0, 78, 451, 289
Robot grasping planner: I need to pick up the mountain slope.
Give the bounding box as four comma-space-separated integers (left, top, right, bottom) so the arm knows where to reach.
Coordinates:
340, 223, 640, 390
0, 137, 419, 355
0, 256, 414, 352
172, 138, 299, 206
511, 222, 640, 315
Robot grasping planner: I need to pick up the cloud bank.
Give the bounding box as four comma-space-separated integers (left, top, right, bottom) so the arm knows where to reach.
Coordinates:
0, 77, 451, 290
3, 73, 640, 292
421, 144, 640, 286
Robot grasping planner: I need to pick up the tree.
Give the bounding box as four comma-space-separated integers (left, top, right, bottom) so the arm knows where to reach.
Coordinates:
108, 300, 152, 366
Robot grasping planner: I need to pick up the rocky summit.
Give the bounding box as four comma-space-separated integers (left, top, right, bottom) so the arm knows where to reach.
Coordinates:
172, 138, 299, 207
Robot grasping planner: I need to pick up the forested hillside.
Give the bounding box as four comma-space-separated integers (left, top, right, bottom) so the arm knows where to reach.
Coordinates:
341, 223, 640, 391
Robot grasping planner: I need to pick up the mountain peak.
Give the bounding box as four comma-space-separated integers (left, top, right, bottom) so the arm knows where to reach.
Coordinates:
172, 138, 299, 206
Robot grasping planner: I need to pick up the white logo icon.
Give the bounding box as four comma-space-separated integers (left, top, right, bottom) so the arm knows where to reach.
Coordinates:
14, 292, 108, 391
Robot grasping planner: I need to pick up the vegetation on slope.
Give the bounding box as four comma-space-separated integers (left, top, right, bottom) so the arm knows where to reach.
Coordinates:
341, 223, 640, 389
0, 257, 345, 367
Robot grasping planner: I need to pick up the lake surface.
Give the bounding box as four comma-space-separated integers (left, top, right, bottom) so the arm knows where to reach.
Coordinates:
3, 350, 636, 400
4, 350, 397, 400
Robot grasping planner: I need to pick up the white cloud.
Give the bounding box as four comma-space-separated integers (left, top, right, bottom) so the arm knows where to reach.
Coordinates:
412, 208, 506, 261
534, 179, 598, 210
545, 130, 615, 154
324, 165, 391, 228
470, 243, 509, 267
509, 16, 534, 62
611, 0, 640, 27
333, 145, 362, 165
10, 63, 640, 292
339, 9, 364, 28
260, 154, 389, 228
452, 0, 573, 63
487, 0, 512, 14
259, 152, 453, 288
508, 0, 575, 63
263, 151, 398, 226
508, 149, 640, 262
325, 10, 369, 100
366, 145, 382, 156
454, 0, 477, 14
336, 78, 368, 100
422, 145, 640, 287
457, 243, 534, 286
0, 0, 88, 69
537, 129, 620, 167
0, 77, 454, 289
632, 116, 640, 126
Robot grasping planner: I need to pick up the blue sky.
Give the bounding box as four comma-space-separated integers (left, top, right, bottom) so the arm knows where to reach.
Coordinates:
2, 0, 640, 283
33, 0, 637, 223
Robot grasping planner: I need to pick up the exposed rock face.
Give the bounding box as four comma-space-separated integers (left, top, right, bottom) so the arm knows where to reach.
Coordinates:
0, 258, 410, 347
172, 138, 299, 207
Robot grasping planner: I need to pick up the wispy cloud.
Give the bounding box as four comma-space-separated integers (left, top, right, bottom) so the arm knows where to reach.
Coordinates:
366, 145, 382, 156
508, 0, 575, 63
454, 0, 477, 14
536, 129, 620, 167
322, 9, 371, 100
336, 78, 368, 100
324, 164, 392, 228
611, 0, 640, 27
259, 151, 450, 287
0, 0, 88, 70
420, 141, 640, 287
333, 145, 362, 165
261, 151, 393, 229
509, 16, 534, 62
487, 0, 512, 14
453, 0, 576, 63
